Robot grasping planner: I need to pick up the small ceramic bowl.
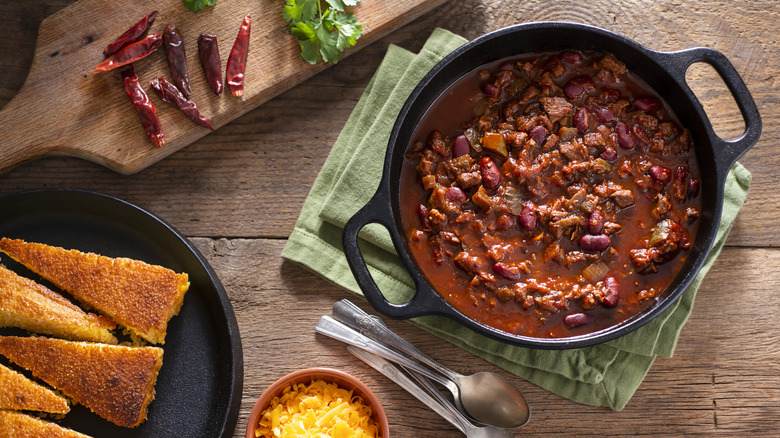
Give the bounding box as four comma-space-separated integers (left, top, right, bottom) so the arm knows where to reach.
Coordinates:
245, 367, 390, 438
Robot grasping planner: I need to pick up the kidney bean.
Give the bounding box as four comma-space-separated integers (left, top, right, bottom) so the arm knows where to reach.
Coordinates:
564, 312, 591, 328
480, 156, 501, 190
519, 205, 537, 230
588, 210, 605, 234
616, 122, 634, 149
602, 275, 620, 307
529, 125, 548, 146
452, 135, 471, 157
574, 107, 590, 134
649, 165, 671, 184
561, 50, 583, 64
446, 186, 467, 204
417, 204, 430, 228
493, 262, 523, 281
634, 97, 661, 112
600, 147, 618, 162
579, 234, 611, 252
687, 178, 701, 198
564, 77, 595, 99
593, 107, 614, 123
482, 83, 500, 98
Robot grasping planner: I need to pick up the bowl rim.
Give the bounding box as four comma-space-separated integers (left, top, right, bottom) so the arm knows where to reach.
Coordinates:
244, 367, 390, 438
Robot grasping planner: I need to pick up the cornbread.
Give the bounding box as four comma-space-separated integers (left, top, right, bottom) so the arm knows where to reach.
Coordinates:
255, 379, 380, 438
0, 238, 190, 344
0, 264, 117, 344
0, 409, 92, 438
0, 335, 164, 428
0, 363, 70, 414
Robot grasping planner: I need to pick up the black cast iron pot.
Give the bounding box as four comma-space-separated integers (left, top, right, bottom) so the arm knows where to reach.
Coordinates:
342, 22, 761, 349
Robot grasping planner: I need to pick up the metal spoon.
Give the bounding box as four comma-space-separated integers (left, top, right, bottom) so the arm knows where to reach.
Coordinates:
331, 300, 530, 428
348, 346, 514, 438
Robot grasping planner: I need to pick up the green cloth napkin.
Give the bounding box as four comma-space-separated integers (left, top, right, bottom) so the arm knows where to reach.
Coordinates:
282, 28, 751, 410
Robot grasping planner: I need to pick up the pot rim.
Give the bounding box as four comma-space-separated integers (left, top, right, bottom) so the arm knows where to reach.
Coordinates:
344, 21, 761, 349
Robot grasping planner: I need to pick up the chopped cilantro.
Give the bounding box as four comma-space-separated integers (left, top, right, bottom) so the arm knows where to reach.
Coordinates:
182, 0, 218, 12
284, 0, 363, 64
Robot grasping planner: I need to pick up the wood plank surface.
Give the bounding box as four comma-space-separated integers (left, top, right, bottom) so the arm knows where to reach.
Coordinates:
0, 0, 446, 175
1, 0, 779, 436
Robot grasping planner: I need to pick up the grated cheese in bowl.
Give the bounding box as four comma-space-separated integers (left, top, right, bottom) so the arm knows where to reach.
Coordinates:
254, 378, 381, 438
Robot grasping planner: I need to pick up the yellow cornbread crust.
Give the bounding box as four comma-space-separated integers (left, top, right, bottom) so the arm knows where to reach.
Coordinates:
0, 264, 117, 344
0, 362, 70, 414
0, 409, 92, 438
0, 336, 164, 428
0, 238, 190, 344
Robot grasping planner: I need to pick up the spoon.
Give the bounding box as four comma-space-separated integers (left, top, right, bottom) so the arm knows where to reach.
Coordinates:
331, 300, 530, 428
348, 346, 514, 438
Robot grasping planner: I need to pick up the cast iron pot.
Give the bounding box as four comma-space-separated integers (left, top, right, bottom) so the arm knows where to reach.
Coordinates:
342, 22, 761, 349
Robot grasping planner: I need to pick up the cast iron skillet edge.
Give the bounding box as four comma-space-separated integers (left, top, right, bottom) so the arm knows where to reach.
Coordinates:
0, 189, 244, 436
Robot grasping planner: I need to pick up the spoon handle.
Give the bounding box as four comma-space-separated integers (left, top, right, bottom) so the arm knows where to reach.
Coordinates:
315, 315, 452, 388
347, 346, 469, 436
332, 299, 461, 382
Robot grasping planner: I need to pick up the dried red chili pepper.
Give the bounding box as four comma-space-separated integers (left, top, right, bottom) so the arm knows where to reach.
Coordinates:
150, 77, 214, 131
226, 14, 251, 97
94, 33, 163, 73
122, 68, 164, 147
163, 24, 192, 97
103, 10, 158, 57
198, 34, 223, 96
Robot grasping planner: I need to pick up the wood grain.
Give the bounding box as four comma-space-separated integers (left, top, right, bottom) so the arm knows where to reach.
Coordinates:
196, 239, 780, 437
0, 0, 778, 437
0, 0, 446, 175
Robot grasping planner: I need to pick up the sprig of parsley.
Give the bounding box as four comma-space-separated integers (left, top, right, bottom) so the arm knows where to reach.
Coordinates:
182, 0, 217, 12
284, 0, 363, 64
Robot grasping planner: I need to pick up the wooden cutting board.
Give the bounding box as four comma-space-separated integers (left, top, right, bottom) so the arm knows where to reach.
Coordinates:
0, 0, 448, 175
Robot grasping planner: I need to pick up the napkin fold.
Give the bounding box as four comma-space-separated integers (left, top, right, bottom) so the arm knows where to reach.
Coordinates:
282, 28, 751, 410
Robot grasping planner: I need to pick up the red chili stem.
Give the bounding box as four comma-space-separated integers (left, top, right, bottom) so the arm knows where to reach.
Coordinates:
94, 33, 163, 74
198, 34, 223, 96
226, 14, 251, 97
163, 24, 192, 97
103, 10, 158, 57
150, 77, 214, 131
122, 69, 164, 147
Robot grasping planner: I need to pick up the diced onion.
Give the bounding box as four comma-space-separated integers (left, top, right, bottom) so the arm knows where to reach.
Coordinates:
581, 261, 609, 283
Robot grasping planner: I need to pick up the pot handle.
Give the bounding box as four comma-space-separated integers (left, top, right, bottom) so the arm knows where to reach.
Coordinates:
655, 47, 762, 176
342, 189, 444, 320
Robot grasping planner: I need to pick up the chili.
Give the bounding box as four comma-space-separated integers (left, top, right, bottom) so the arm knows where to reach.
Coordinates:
94, 33, 163, 73
403, 51, 701, 338
163, 24, 192, 97
122, 67, 164, 147
103, 10, 158, 57
226, 14, 251, 97
198, 34, 223, 96
150, 77, 214, 131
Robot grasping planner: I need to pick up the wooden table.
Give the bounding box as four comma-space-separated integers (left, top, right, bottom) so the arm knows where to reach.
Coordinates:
1, 1, 778, 436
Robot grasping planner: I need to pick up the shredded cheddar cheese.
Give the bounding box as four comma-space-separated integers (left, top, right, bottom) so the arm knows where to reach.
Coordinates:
255, 379, 381, 438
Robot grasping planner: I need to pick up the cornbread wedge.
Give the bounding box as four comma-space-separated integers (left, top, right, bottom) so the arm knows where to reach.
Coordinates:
0, 409, 92, 438
0, 336, 164, 428
0, 264, 117, 344
0, 238, 189, 344
0, 363, 70, 414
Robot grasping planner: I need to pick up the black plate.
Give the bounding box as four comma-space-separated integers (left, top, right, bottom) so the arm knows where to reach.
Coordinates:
0, 189, 243, 437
